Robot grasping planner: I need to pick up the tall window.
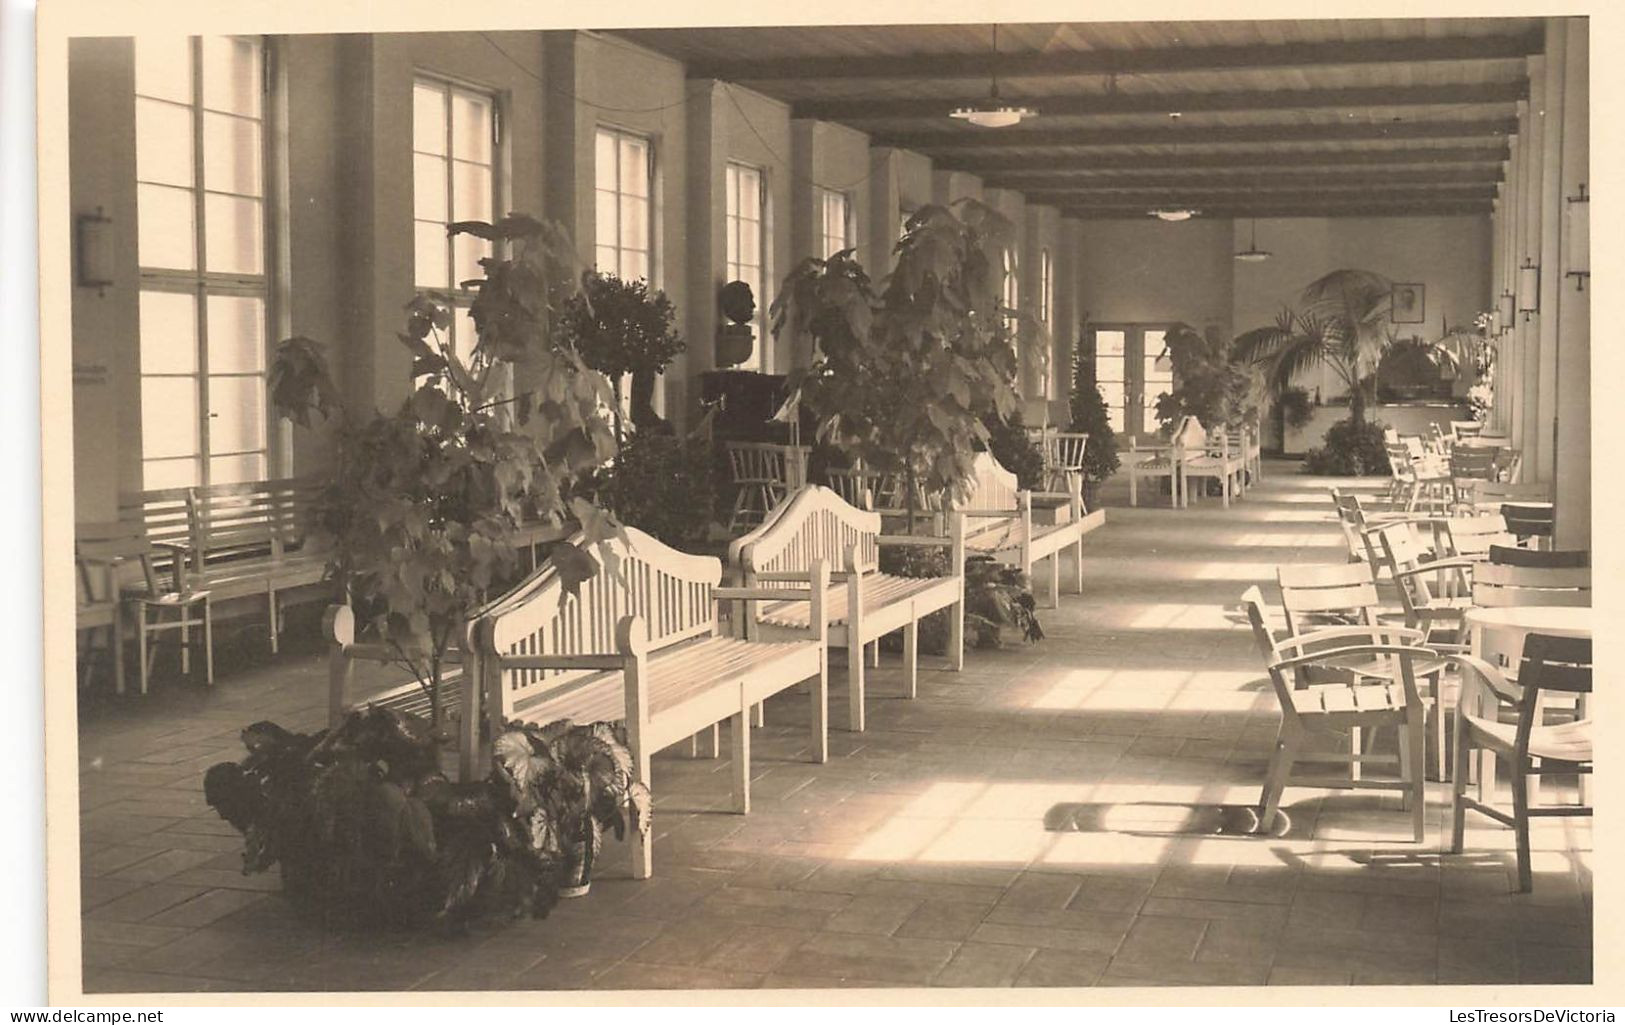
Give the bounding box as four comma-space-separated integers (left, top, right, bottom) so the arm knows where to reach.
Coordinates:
595, 126, 652, 281
135, 35, 270, 490
817, 187, 851, 258
1002, 247, 1020, 314
413, 76, 497, 362
725, 162, 766, 371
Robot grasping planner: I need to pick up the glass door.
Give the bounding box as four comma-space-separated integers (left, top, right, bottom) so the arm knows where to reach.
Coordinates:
1088, 324, 1176, 443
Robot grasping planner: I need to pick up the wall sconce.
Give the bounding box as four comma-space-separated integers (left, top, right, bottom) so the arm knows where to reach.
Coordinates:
1516, 258, 1540, 321
1565, 182, 1589, 291
75, 207, 114, 296
1497, 290, 1515, 334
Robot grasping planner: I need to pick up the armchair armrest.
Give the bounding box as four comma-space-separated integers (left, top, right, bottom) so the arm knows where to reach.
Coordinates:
1390, 558, 1477, 580
1448, 652, 1522, 710
1278, 624, 1425, 651
1271, 642, 1440, 674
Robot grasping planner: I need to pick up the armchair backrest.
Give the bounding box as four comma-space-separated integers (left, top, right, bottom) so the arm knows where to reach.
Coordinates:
1276, 562, 1379, 635
1472, 563, 1590, 608
1513, 633, 1592, 756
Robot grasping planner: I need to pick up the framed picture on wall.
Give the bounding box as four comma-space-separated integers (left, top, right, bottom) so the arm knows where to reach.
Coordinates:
1391, 283, 1425, 323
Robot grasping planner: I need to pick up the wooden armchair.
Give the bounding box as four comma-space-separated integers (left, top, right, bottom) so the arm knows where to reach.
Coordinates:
1240, 586, 1432, 842
1450, 634, 1592, 891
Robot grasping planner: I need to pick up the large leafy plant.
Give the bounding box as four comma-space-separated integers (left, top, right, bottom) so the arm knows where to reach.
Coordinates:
1233, 269, 1399, 427
1151, 322, 1259, 435
271, 215, 622, 730
558, 272, 685, 440
1066, 351, 1120, 489
771, 200, 1021, 526
880, 546, 1042, 652
203, 707, 649, 929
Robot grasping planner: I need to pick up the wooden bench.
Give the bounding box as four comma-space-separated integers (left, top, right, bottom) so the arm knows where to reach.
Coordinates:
457, 526, 828, 879
121, 478, 328, 654
1179, 416, 1248, 508
729, 485, 965, 733
955, 450, 1105, 608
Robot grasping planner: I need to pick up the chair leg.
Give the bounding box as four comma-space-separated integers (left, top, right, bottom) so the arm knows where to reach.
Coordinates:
268, 592, 280, 656
180, 606, 191, 676
1258, 729, 1298, 832
869, 640, 879, 669
1048, 553, 1060, 608
1072, 539, 1084, 595
1405, 712, 1426, 843
1450, 726, 1471, 853
948, 598, 965, 672
1348, 725, 1363, 783
731, 709, 751, 815
137, 608, 151, 696
902, 620, 918, 700
112, 609, 126, 697
1511, 761, 1532, 892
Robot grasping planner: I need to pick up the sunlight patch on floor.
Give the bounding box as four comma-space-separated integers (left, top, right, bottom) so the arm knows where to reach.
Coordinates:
1229, 532, 1345, 548
1027, 667, 1267, 713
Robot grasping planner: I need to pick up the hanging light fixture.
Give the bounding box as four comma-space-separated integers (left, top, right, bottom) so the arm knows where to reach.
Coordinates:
1517, 257, 1540, 320
950, 25, 1037, 128
1146, 113, 1198, 221
1565, 182, 1589, 290
1235, 221, 1271, 262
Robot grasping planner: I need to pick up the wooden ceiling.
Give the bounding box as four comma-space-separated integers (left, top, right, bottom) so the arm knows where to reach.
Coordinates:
615, 18, 1542, 220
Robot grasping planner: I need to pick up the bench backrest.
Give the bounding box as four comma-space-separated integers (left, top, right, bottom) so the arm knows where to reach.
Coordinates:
475, 526, 722, 717
729, 484, 880, 577
120, 477, 319, 570
956, 451, 1023, 515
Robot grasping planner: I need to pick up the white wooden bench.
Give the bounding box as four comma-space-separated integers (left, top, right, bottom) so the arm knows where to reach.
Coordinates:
459, 526, 828, 879
729, 485, 965, 733
954, 451, 1106, 608
1178, 416, 1248, 509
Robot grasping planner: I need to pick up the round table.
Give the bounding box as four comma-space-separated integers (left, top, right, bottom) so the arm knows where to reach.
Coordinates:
1464, 605, 1591, 643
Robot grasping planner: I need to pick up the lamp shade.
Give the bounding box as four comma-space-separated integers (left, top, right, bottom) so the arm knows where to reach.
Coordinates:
1497, 291, 1515, 333
1566, 183, 1590, 287
1517, 258, 1540, 318
75, 207, 114, 293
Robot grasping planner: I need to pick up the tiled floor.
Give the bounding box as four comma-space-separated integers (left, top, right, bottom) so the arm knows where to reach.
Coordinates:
74, 462, 1592, 993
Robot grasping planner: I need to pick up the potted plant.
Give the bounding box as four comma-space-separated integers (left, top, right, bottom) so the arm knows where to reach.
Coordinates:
497, 719, 651, 898
770, 199, 1022, 530
558, 271, 685, 444
268, 215, 623, 736
1066, 350, 1120, 508
203, 706, 650, 927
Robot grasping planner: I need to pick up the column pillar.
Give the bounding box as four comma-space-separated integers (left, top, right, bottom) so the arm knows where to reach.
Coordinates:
1554, 17, 1590, 548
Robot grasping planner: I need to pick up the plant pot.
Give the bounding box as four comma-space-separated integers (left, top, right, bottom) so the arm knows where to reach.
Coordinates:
559, 837, 596, 898
715, 325, 754, 369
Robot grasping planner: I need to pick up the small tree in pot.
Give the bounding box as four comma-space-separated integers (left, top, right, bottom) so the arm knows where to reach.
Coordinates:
770, 200, 1021, 529
558, 272, 685, 445
269, 215, 623, 735
1066, 349, 1120, 507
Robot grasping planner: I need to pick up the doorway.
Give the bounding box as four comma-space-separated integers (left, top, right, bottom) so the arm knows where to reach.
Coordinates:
1088, 324, 1175, 443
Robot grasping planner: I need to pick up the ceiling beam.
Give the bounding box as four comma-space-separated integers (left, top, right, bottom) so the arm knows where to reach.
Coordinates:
1065, 202, 1490, 220
1028, 184, 1494, 203
793, 81, 1526, 121
949, 145, 1511, 175
883, 117, 1518, 152
989, 168, 1502, 191
685, 32, 1542, 83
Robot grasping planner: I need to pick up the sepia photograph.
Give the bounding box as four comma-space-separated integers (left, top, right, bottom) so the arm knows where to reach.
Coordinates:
38, 1, 1600, 1003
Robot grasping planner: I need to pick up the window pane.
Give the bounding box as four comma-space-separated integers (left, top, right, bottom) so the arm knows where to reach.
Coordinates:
415, 221, 449, 289
206, 294, 264, 373
453, 232, 491, 287
413, 82, 447, 156
618, 137, 648, 197
450, 91, 492, 164
207, 375, 266, 453
203, 112, 262, 197
137, 183, 196, 270
201, 36, 261, 118
594, 190, 617, 251
138, 291, 198, 374
204, 193, 262, 275
144, 456, 200, 490
622, 250, 648, 283
135, 99, 193, 187
619, 195, 648, 254
740, 220, 760, 270
1095, 331, 1126, 357
595, 130, 616, 189
413, 154, 447, 222
1107, 406, 1124, 433
141, 377, 200, 458
452, 160, 492, 222
134, 37, 192, 104
209, 452, 265, 485
725, 165, 739, 214
594, 245, 617, 274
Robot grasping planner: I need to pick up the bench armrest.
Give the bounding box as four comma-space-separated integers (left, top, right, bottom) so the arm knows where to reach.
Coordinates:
714, 585, 819, 603
875, 533, 955, 549
493, 652, 624, 672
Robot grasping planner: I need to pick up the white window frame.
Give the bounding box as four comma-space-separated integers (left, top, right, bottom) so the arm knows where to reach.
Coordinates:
725, 161, 767, 372
412, 73, 502, 364
595, 125, 654, 283
1038, 246, 1054, 398
816, 186, 852, 259
135, 34, 276, 491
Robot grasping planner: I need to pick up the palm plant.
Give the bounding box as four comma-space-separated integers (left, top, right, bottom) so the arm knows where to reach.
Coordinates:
1233, 269, 1397, 426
